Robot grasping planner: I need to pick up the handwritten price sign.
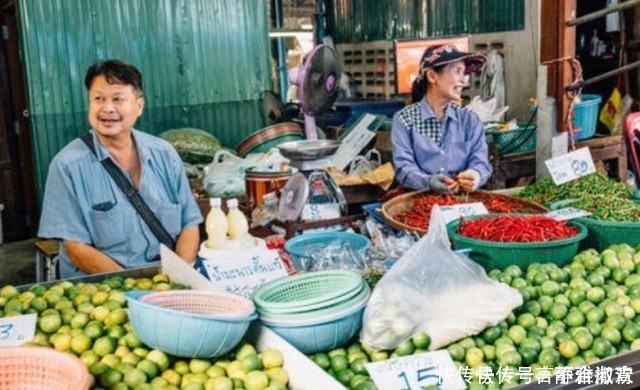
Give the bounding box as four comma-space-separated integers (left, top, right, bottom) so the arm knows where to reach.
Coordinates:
365, 351, 466, 390
544, 207, 591, 221
0, 313, 37, 347
545, 147, 596, 185
441, 202, 489, 224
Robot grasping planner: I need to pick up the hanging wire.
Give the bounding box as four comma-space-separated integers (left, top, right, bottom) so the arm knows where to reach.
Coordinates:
541, 56, 584, 151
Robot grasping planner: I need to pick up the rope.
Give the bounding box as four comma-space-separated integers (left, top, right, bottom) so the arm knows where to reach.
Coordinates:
542, 56, 584, 151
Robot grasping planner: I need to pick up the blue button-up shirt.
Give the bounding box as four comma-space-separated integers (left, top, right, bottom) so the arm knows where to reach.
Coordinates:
38, 129, 203, 278
391, 99, 492, 190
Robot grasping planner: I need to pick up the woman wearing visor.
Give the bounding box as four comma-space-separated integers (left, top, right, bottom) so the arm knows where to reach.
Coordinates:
392, 44, 492, 193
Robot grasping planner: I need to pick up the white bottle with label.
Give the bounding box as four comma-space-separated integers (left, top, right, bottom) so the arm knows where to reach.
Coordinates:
227, 198, 249, 241
205, 198, 228, 249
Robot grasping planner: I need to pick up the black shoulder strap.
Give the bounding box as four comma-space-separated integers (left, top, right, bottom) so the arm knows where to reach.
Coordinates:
80, 132, 176, 250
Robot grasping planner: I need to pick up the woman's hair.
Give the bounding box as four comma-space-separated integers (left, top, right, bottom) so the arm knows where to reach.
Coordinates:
410, 64, 444, 103
85, 59, 143, 94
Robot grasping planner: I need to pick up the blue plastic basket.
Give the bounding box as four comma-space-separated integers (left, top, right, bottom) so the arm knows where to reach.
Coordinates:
284, 232, 370, 271
573, 94, 602, 140
126, 290, 256, 358
260, 293, 368, 354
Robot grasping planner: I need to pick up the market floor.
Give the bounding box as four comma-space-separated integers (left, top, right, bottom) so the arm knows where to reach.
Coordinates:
0, 238, 37, 287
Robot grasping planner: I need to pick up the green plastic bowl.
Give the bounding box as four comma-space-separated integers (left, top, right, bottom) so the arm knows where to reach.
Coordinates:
447, 215, 587, 271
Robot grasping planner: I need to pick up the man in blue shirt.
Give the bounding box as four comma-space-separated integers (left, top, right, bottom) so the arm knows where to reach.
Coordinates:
392, 45, 492, 193
38, 59, 203, 278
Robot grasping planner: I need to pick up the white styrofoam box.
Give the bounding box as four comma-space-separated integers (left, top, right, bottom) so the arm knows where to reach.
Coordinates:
160, 246, 347, 390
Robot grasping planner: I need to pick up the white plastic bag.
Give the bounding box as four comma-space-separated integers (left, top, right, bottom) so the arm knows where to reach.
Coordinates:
360, 206, 523, 351
203, 150, 246, 197
465, 96, 509, 122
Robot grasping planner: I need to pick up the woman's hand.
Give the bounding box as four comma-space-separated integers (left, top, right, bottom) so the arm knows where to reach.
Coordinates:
429, 174, 459, 193
456, 170, 481, 193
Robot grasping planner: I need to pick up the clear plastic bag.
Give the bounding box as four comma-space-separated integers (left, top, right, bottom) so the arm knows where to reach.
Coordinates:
361, 206, 523, 351
203, 150, 246, 197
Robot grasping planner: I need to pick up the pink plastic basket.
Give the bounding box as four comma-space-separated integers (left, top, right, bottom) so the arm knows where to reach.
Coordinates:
0, 346, 90, 390
141, 290, 256, 317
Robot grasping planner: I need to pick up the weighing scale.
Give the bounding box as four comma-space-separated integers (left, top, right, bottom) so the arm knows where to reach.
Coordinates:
277, 140, 347, 222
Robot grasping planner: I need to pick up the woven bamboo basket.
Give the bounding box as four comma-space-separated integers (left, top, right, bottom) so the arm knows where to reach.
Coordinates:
381, 190, 548, 235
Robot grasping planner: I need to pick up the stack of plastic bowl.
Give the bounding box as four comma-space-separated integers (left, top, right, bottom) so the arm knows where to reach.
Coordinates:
126, 290, 257, 358
252, 270, 370, 354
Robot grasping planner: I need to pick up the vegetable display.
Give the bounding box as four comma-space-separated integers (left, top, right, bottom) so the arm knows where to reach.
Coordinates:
561, 194, 640, 222
458, 216, 579, 243
519, 174, 634, 206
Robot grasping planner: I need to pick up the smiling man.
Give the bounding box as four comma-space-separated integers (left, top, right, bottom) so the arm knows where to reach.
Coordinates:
38, 59, 202, 278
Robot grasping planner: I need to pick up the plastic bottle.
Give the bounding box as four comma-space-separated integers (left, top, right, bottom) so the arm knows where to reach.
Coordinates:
205, 198, 228, 249
227, 198, 249, 241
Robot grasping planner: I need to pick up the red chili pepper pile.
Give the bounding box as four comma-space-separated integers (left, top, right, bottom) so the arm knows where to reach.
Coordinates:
394, 193, 544, 230
458, 215, 578, 243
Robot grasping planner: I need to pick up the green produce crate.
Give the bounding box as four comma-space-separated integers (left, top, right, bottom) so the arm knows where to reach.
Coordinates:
447, 218, 587, 271
485, 123, 536, 156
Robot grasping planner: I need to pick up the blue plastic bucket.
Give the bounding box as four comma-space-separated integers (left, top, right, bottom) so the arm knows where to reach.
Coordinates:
573, 94, 601, 140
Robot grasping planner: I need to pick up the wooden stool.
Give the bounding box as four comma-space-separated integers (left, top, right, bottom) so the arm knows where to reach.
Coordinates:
35, 240, 60, 282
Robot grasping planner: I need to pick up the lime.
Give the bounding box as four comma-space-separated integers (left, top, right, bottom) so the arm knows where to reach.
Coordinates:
53, 333, 72, 352
604, 301, 624, 317
350, 357, 368, 376
208, 376, 233, 390
613, 268, 631, 284
605, 314, 627, 331
538, 348, 560, 367
586, 273, 605, 287
631, 339, 640, 350
568, 289, 586, 306
311, 353, 331, 370
518, 346, 538, 366
459, 337, 476, 349
349, 374, 368, 390
330, 355, 348, 373
370, 351, 388, 362
38, 313, 62, 334
565, 311, 586, 327
586, 307, 605, 323
242, 354, 262, 373
495, 343, 516, 360
554, 294, 571, 307
592, 337, 614, 358
498, 350, 522, 367
481, 345, 496, 361
507, 325, 527, 345
601, 326, 622, 345
100, 369, 123, 388
586, 321, 603, 337
482, 326, 502, 344
578, 300, 596, 315
582, 254, 601, 270
394, 340, 415, 356
71, 333, 92, 355
540, 281, 561, 297
161, 369, 182, 386
465, 347, 484, 366
93, 336, 117, 357
622, 323, 640, 342
107, 325, 126, 339
121, 353, 140, 366
335, 368, 355, 386
105, 308, 128, 327
327, 348, 347, 359
533, 272, 550, 286
355, 381, 378, 390
587, 287, 606, 304
447, 343, 465, 362
566, 355, 587, 368
558, 339, 580, 359
539, 336, 556, 350
538, 296, 554, 314
516, 313, 536, 329
411, 332, 431, 350
245, 370, 270, 390
573, 330, 594, 351
548, 303, 569, 321
511, 277, 528, 289
522, 301, 542, 317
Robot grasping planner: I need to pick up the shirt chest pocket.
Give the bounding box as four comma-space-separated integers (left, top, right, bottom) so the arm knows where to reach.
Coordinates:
89, 202, 128, 249
148, 197, 183, 238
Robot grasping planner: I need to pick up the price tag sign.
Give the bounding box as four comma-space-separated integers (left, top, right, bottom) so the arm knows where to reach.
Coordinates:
544, 207, 591, 221
200, 249, 288, 299
0, 313, 37, 347
331, 114, 378, 171
544, 147, 596, 185
365, 350, 466, 390
440, 202, 489, 224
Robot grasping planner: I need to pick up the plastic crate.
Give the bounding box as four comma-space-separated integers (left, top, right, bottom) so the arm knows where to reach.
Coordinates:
447, 218, 587, 271
485, 123, 537, 156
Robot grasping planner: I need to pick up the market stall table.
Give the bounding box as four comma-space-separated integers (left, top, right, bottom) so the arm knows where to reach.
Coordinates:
488, 135, 627, 190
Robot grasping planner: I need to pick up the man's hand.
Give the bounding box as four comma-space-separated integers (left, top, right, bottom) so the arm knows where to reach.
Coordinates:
457, 169, 481, 193
429, 174, 459, 193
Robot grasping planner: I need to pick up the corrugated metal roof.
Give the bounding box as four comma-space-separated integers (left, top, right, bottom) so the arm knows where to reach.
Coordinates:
325, 0, 525, 43
18, 0, 272, 201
